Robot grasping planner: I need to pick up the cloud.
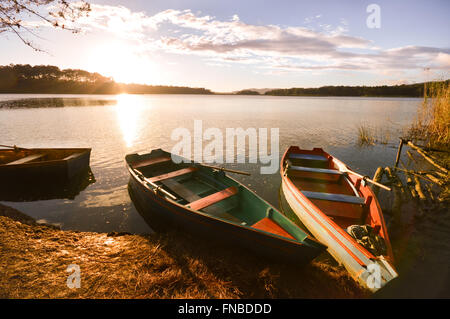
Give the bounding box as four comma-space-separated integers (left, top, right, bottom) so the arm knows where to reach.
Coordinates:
435, 53, 450, 68
141, 9, 372, 62
49, 4, 159, 39
43, 5, 450, 75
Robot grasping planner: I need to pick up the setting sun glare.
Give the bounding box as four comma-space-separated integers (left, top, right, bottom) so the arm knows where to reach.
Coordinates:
86, 43, 157, 85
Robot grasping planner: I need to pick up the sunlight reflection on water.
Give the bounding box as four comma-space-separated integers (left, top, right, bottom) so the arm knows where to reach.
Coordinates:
115, 94, 149, 148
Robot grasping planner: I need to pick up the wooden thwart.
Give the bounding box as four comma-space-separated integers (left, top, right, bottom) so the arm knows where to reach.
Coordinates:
162, 179, 240, 222
188, 186, 238, 211
6, 153, 45, 165
301, 190, 366, 205
148, 167, 198, 183
289, 153, 328, 162
252, 218, 295, 239
289, 165, 343, 175
288, 164, 343, 182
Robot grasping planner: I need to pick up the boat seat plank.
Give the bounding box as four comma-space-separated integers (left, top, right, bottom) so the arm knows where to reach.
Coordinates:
289, 153, 328, 162
132, 156, 171, 169
162, 179, 240, 223
148, 167, 198, 183
252, 217, 295, 239
188, 186, 238, 211
301, 190, 365, 205
288, 165, 343, 182
6, 153, 45, 165
289, 165, 343, 175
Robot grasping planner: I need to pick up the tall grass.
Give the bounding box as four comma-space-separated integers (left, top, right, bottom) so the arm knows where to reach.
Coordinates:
357, 123, 391, 146
357, 124, 375, 146
409, 81, 450, 149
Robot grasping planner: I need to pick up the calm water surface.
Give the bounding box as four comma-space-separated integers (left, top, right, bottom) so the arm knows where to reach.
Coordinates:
1, 94, 448, 297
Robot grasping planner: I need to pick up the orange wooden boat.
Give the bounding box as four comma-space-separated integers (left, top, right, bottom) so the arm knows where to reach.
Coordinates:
280, 146, 398, 291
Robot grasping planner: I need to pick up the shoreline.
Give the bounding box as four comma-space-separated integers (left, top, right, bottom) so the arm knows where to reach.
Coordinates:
0, 203, 369, 299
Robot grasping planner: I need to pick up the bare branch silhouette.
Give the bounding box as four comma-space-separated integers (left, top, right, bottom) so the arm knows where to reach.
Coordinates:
0, 0, 91, 51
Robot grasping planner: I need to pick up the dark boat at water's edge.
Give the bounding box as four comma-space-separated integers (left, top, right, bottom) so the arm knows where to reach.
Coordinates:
0, 147, 91, 183
126, 148, 326, 264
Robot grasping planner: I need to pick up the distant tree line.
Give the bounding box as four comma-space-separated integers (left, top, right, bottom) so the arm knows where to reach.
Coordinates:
235, 90, 260, 95
0, 64, 213, 94
264, 81, 450, 97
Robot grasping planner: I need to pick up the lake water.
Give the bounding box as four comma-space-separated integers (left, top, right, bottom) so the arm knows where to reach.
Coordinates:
1, 94, 449, 297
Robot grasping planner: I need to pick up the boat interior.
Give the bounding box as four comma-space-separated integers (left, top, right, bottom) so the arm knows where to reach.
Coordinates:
127, 150, 309, 242
284, 149, 372, 230
0, 149, 84, 165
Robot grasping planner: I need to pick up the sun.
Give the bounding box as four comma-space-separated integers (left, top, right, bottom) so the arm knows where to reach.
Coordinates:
86, 42, 157, 84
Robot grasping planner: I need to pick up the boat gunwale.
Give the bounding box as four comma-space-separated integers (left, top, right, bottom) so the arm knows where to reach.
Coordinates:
0, 147, 91, 168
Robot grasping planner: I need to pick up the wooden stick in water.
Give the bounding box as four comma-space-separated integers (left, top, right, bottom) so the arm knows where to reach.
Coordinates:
407, 141, 448, 174
414, 175, 427, 201
394, 167, 439, 185
394, 138, 404, 168
384, 166, 403, 223
371, 167, 385, 196
341, 167, 391, 191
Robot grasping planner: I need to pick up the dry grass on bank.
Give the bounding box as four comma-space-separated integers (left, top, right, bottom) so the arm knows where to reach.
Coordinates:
0, 204, 368, 299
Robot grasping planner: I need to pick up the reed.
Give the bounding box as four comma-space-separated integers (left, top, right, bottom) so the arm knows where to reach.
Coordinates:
357, 123, 392, 146
409, 81, 450, 149
357, 123, 375, 146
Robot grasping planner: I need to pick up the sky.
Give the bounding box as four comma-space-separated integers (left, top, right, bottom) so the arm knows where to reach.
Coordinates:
1, 0, 449, 92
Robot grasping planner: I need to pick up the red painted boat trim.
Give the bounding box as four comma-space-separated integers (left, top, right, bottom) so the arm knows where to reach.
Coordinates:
188, 186, 238, 210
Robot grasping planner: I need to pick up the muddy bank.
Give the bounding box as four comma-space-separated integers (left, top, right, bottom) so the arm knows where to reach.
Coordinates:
0, 204, 368, 299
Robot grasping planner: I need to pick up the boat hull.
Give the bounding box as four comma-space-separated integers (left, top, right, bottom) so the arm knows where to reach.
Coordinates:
0, 148, 91, 183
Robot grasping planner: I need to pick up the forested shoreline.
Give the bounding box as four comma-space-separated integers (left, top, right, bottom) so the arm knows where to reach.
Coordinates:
0, 64, 212, 95
264, 81, 449, 97
0, 64, 447, 97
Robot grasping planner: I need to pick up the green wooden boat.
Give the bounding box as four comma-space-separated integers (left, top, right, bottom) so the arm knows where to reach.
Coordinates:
126, 148, 326, 263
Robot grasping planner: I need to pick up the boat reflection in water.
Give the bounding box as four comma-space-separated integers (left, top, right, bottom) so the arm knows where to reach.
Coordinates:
0, 167, 96, 201
0, 147, 94, 201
